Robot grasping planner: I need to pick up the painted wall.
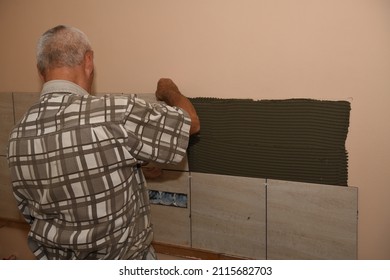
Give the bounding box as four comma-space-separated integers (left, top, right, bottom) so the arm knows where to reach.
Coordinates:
0, 0, 389, 259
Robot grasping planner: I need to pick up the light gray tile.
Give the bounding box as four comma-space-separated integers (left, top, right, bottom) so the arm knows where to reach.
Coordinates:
13, 92, 40, 123
267, 179, 358, 260
134, 93, 158, 104
0, 93, 14, 156
191, 173, 266, 259
150, 205, 191, 246
94, 92, 121, 97
146, 154, 189, 172
0, 156, 23, 221
146, 170, 189, 194
147, 170, 191, 246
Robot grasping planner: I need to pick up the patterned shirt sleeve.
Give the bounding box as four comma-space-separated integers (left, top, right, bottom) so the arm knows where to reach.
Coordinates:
122, 95, 191, 164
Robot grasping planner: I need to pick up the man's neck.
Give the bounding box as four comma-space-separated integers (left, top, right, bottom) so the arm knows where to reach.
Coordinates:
42, 66, 91, 93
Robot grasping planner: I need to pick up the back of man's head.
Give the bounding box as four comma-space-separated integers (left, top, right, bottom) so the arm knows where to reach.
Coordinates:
36, 25, 92, 76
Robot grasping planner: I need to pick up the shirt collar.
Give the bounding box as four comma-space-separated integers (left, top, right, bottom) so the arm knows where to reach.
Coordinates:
41, 80, 89, 97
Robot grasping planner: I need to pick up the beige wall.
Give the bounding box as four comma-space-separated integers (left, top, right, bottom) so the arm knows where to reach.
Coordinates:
0, 0, 389, 259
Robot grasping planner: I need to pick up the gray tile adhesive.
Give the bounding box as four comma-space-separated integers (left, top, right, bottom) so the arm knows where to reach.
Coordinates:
187, 98, 350, 186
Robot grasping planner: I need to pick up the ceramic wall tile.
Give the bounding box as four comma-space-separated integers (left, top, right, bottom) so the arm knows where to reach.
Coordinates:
95, 92, 156, 102
94, 92, 122, 97
0, 93, 14, 156
191, 173, 266, 259
147, 170, 191, 246
146, 170, 189, 194
134, 93, 158, 104
146, 156, 189, 173
0, 156, 23, 221
12, 92, 41, 123
150, 205, 191, 246
267, 179, 358, 260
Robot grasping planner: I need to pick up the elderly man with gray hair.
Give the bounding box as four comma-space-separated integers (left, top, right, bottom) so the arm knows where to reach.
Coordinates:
7, 25, 200, 260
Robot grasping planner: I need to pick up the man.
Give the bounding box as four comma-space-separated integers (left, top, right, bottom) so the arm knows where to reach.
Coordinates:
7, 25, 200, 260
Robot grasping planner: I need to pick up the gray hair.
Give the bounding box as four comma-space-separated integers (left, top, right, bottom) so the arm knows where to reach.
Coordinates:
36, 25, 92, 74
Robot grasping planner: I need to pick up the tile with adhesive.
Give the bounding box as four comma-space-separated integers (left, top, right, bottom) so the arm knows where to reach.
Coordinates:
146, 170, 189, 194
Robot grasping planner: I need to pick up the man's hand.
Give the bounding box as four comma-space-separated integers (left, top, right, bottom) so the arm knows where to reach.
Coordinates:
155, 78, 180, 102
155, 78, 200, 135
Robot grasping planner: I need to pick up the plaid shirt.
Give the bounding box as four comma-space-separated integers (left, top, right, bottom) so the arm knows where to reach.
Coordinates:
7, 80, 191, 259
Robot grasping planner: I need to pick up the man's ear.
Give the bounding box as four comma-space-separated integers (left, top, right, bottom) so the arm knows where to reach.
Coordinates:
37, 65, 45, 82
84, 50, 94, 77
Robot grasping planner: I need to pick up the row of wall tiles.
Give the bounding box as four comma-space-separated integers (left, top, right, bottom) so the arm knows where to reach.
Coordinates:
0, 164, 357, 259
147, 171, 267, 259
147, 171, 358, 260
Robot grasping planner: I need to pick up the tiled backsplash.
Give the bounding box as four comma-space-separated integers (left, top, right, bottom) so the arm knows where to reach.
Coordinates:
0, 92, 358, 260
147, 171, 357, 259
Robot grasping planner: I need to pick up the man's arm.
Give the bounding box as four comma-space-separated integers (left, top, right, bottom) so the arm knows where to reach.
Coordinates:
155, 78, 200, 135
